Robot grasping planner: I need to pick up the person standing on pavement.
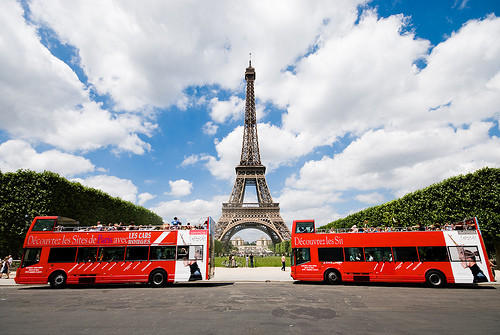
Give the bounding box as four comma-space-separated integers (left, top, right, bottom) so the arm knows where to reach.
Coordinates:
249, 253, 254, 268
281, 254, 286, 271
245, 254, 249, 267
1, 256, 10, 279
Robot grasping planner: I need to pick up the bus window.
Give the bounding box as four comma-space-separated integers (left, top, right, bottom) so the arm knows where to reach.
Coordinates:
418, 246, 449, 262
77, 247, 98, 262
393, 247, 419, 262
448, 246, 481, 262
150, 246, 176, 260
364, 247, 392, 262
21, 248, 41, 268
189, 246, 203, 260
48, 247, 77, 263
345, 247, 364, 262
98, 247, 125, 262
31, 219, 56, 232
177, 246, 189, 260
125, 246, 149, 261
295, 221, 314, 234
296, 248, 310, 265
318, 247, 344, 262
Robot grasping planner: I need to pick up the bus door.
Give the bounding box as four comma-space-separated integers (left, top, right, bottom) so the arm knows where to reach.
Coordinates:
343, 247, 371, 281
392, 247, 420, 281
73, 247, 99, 284
364, 247, 395, 281
96, 247, 126, 282
123, 246, 150, 281
19, 248, 44, 282
293, 248, 316, 279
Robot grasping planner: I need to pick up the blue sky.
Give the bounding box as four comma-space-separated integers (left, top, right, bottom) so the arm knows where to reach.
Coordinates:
1, 0, 499, 241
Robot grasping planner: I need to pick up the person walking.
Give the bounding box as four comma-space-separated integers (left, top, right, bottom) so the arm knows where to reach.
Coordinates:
281, 254, 286, 271
1, 256, 10, 279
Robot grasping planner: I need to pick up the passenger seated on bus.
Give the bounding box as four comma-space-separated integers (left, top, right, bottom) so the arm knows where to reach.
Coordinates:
366, 253, 374, 261
350, 225, 358, 233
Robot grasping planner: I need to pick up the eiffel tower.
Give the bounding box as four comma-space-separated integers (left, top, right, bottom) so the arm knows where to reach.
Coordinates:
216, 60, 291, 244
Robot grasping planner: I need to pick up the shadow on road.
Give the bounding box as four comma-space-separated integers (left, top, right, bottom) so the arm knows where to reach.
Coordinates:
17, 282, 234, 290
292, 280, 496, 290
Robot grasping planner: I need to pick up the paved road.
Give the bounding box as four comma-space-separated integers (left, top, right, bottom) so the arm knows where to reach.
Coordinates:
1, 282, 499, 334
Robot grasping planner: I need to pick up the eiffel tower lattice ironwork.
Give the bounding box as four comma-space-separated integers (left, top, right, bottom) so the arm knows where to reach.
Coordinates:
216, 61, 291, 244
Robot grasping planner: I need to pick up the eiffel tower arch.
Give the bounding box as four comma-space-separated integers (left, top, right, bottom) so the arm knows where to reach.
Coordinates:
216, 61, 291, 244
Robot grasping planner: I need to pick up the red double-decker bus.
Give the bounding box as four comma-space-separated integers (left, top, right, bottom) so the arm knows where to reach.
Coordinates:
290, 218, 494, 287
15, 216, 215, 288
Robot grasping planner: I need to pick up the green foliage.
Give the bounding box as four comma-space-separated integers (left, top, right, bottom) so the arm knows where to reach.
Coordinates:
213, 240, 236, 256
215, 256, 289, 267
320, 167, 500, 243
273, 240, 291, 255
0, 169, 163, 257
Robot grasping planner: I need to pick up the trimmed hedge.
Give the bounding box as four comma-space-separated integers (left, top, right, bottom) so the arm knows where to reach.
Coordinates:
0, 170, 163, 257
320, 167, 500, 243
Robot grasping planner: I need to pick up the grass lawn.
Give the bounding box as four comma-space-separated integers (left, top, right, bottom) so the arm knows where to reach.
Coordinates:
215, 256, 290, 267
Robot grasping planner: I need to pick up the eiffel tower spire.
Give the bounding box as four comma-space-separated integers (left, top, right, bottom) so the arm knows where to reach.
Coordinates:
240, 60, 261, 166
216, 60, 291, 243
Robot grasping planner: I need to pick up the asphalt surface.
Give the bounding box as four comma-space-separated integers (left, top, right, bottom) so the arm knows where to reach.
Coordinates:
1, 281, 499, 335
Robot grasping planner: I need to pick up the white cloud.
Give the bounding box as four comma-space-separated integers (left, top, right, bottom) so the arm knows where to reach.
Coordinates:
209, 96, 245, 123
0, 140, 94, 176
202, 121, 218, 136
0, 0, 156, 154
28, 0, 365, 111
72, 175, 138, 203
288, 123, 500, 198
150, 196, 226, 225
138, 192, 156, 206
167, 179, 193, 197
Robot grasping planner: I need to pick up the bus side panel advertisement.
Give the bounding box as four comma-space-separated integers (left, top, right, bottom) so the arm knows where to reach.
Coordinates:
174, 230, 207, 282
444, 231, 491, 284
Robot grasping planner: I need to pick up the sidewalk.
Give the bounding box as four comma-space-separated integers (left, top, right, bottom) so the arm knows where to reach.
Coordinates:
211, 267, 293, 282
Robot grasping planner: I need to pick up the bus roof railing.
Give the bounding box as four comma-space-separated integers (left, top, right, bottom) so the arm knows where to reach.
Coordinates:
53, 224, 207, 232
315, 218, 477, 234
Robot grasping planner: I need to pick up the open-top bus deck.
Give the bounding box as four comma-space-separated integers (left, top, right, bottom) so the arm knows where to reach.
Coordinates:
290, 218, 494, 287
15, 216, 216, 288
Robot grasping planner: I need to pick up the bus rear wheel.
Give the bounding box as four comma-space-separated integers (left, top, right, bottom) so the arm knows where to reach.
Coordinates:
49, 271, 67, 289
149, 269, 167, 288
426, 270, 446, 288
325, 269, 341, 285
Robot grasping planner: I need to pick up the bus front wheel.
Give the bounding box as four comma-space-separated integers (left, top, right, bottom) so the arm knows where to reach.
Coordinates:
49, 271, 67, 289
325, 269, 341, 285
426, 270, 446, 288
149, 269, 167, 288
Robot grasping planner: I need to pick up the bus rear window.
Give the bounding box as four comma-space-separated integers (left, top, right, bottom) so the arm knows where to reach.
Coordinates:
318, 247, 344, 262
22, 248, 41, 268
31, 219, 56, 231
48, 247, 77, 263
418, 246, 449, 262
448, 246, 481, 262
